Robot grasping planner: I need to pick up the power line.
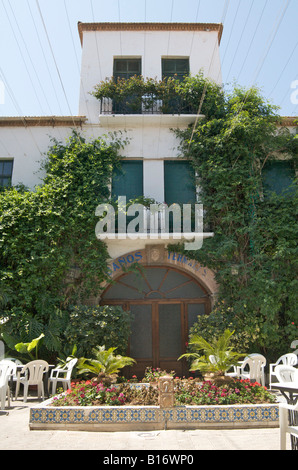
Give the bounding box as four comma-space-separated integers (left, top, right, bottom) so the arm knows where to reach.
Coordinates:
188, 0, 230, 149
1, 0, 46, 114
236, 0, 269, 82
64, 0, 95, 136
268, 40, 298, 98
90, 0, 103, 81
189, 0, 201, 57
35, 0, 75, 123
7, 0, 55, 115
225, 0, 254, 84
0, 64, 42, 155
250, 0, 290, 89
26, 0, 64, 115
236, 0, 291, 116
220, 0, 241, 70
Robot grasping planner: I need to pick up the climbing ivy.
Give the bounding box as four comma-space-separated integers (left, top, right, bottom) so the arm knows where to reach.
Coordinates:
92, 72, 225, 118
174, 85, 298, 359
0, 131, 127, 354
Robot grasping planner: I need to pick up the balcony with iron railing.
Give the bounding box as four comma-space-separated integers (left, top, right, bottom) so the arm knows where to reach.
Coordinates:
93, 75, 207, 126
99, 94, 196, 115
98, 94, 201, 127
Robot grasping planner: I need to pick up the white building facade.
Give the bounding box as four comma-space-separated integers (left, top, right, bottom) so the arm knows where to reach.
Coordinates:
0, 23, 295, 376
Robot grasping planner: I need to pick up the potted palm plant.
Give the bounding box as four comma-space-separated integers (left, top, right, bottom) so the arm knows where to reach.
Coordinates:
76, 345, 135, 386
179, 329, 244, 384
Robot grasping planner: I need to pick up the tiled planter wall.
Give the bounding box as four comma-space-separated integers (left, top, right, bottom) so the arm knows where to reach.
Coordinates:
30, 399, 279, 431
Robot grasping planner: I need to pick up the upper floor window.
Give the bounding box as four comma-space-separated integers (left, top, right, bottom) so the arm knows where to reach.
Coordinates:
113, 58, 142, 114
162, 58, 190, 113
162, 58, 190, 81
114, 58, 141, 81
0, 159, 13, 187
98, 57, 192, 115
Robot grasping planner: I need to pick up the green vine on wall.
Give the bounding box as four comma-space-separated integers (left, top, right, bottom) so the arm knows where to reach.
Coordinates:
92, 72, 225, 117
0, 131, 128, 356
173, 85, 298, 359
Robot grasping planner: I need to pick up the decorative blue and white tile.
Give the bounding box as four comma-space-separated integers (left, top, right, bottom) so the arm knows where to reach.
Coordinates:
30, 403, 279, 428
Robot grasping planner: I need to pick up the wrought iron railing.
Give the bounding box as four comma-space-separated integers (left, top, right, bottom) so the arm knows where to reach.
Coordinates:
99, 96, 195, 115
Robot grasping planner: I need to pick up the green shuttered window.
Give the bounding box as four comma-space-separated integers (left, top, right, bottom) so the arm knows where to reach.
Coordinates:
162, 58, 190, 81
112, 160, 143, 201
262, 161, 295, 196
164, 161, 196, 205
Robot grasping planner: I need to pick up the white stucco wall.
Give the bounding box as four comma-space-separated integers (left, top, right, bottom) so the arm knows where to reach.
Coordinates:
0, 120, 186, 196
0, 125, 95, 188
0, 24, 222, 194
78, 27, 222, 123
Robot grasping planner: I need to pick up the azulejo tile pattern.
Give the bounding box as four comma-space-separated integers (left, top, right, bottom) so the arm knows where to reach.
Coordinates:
30, 400, 279, 430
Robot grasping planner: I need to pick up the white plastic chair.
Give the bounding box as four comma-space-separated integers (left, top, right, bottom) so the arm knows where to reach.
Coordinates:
48, 358, 78, 395
15, 360, 49, 402
269, 353, 298, 388
3, 358, 23, 384
291, 340, 298, 357
0, 360, 16, 410
236, 354, 266, 386
279, 400, 298, 450
209, 354, 239, 378
275, 365, 298, 384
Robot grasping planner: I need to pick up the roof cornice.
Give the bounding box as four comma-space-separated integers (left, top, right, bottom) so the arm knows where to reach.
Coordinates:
77, 22, 223, 46
280, 116, 298, 127
0, 116, 87, 127
0, 115, 295, 128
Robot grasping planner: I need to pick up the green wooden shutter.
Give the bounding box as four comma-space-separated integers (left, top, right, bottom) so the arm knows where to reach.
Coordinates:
113, 59, 142, 114
162, 59, 190, 113
0, 160, 13, 187
114, 59, 141, 80
164, 161, 196, 205
162, 58, 189, 81
262, 161, 295, 196
112, 161, 143, 201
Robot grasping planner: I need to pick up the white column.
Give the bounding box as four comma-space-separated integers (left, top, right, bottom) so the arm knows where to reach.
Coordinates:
143, 160, 164, 203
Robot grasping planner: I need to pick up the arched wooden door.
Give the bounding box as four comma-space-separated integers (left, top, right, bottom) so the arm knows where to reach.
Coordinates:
101, 266, 211, 378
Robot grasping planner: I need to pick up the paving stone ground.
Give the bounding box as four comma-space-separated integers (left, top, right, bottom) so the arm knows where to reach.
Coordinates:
0, 396, 291, 451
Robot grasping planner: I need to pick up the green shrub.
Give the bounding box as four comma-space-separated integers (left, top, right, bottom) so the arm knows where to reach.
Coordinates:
64, 305, 132, 356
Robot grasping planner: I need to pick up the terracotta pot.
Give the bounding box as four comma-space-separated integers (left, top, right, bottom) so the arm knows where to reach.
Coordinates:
203, 373, 234, 385
202, 372, 216, 382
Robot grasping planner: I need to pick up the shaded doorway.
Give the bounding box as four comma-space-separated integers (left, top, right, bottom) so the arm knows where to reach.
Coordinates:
101, 266, 210, 377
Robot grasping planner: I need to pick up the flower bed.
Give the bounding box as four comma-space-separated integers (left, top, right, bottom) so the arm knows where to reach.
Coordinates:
175, 378, 276, 406
50, 377, 276, 408
29, 377, 279, 431
51, 380, 158, 407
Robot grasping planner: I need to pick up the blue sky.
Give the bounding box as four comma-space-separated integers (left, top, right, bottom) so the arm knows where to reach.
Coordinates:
0, 0, 297, 117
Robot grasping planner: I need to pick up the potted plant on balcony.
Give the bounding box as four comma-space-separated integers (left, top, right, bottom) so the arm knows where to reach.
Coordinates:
179, 329, 244, 384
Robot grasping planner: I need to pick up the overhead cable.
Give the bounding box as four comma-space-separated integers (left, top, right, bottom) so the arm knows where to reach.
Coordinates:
35, 0, 75, 124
